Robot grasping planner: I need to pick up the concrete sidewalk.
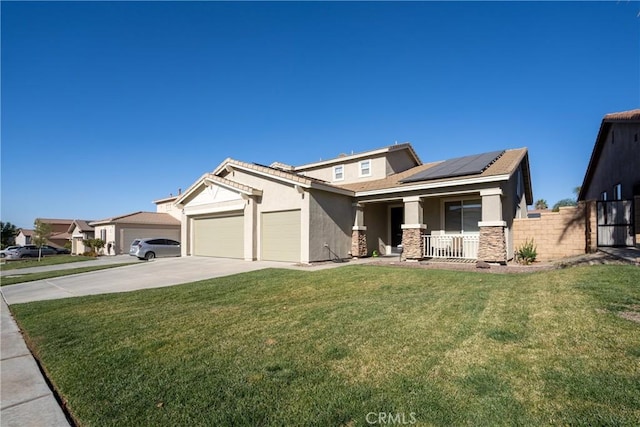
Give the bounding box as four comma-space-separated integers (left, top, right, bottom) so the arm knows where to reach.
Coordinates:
1, 296, 70, 426
0, 255, 140, 277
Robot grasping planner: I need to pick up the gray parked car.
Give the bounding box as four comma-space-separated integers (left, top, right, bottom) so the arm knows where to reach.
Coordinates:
10, 245, 58, 259
129, 238, 181, 260
0, 246, 21, 258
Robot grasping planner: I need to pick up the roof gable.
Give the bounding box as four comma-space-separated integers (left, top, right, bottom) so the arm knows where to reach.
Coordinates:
293, 142, 421, 171
579, 109, 640, 200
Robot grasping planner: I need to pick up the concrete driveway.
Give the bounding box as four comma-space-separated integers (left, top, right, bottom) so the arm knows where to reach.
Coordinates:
1, 256, 299, 305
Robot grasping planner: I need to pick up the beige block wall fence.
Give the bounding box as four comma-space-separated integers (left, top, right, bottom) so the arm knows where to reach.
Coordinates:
513, 202, 598, 261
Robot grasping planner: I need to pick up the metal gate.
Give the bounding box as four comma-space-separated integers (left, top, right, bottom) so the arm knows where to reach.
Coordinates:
596, 200, 635, 247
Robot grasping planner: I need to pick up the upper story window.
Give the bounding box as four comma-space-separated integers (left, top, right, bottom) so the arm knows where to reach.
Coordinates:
333, 165, 344, 181
359, 160, 371, 177
600, 191, 608, 201
613, 184, 622, 200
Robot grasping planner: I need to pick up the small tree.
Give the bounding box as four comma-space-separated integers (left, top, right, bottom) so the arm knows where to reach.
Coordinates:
83, 238, 106, 256
534, 199, 548, 210
1, 221, 18, 249
33, 220, 52, 261
552, 198, 577, 212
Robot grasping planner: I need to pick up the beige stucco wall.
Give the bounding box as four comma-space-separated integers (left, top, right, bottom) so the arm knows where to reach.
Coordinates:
69, 224, 94, 254
308, 191, 353, 261
386, 150, 418, 175
15, 232, 30, 246
513, 205, 591, 261
362, 203, 390, 255
584, 122, 640, 201
92, 225, 116, 255
298, 155, 388, 185
156, 200, 182, 220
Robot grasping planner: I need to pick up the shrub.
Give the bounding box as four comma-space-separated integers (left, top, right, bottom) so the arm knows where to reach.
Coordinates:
516, 239, 537, 265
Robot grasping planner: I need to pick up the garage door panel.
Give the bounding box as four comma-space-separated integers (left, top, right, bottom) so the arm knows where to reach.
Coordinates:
262, 210, 300, 262
193, 215, 244, 258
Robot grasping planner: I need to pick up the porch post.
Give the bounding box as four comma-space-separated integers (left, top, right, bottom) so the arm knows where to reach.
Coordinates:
401, 196, 426, 261
477, 188, 507, 264
351, 203, 368, 258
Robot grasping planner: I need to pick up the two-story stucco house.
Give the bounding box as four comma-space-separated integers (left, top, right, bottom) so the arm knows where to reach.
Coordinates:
173, 143, 532, 264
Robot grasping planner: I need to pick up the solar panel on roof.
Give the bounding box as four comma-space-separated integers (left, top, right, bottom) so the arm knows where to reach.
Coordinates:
400, 150, 505, 183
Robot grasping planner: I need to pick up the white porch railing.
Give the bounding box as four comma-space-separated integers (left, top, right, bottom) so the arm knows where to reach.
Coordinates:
423, 233, 480, 260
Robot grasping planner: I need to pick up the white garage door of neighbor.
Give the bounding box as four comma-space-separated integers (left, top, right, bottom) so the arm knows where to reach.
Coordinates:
193, 215, 244, 258
261, 210, 301, 262
121, 228, 180, 253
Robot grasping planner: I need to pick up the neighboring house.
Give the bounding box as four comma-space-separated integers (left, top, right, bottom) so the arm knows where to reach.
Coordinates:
173, 143, 532, 264
15, 219, 73, 249
89, 212, 181, 255
154, 194, 182, 220
34, 218, 73, 248
578, 109, 640, 247
68, 220, 95, 255
15, 229, 33, 246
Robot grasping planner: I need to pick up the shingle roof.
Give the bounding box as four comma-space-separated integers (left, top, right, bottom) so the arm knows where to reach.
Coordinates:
18, 229, 34, 236
90, 212, 180, 226
224, 159, 318, 186
338, 148, 528, 193
35, 218, 74, 225
68, 219, 94, 233
50, 231, 71, 240
603, 109, 640, 121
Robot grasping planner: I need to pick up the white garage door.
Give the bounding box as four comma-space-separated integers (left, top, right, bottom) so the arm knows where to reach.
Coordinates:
121, 228, 180, 254
193, 215, 244, 258
261, 210, 300, 262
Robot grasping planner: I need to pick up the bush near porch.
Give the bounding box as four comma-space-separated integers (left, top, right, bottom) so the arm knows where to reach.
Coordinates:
11, 265, 640, 426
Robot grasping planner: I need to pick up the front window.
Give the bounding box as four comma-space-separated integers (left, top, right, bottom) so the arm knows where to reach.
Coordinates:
359, 160, 371, 177
613, 184, 622, 200
444, 199, 481, 233
333, 165, 344, 181
600, 191, 608, 201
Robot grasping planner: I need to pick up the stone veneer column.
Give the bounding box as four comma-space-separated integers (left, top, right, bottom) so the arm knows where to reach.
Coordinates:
351, 202, 368, 258
351, 227, 368, 258
401, 225, 426, 261
477, 222, 507, 264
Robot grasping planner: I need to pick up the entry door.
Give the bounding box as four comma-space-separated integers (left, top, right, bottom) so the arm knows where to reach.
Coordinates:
390, 207, 404, 249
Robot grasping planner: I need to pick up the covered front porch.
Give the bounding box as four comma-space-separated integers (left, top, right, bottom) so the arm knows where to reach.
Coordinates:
351, 188, 510, 263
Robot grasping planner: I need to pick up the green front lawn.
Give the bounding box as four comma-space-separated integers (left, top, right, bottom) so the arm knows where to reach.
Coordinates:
0, 255, 94, 271
1, 263, 136, 286
11, 265, 640, 426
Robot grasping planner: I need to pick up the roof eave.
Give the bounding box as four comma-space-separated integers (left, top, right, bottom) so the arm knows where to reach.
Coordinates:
354, 174, 512, 198
578, 120, 611, 201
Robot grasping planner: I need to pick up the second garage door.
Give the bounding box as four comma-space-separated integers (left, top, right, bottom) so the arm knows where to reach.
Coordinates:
261, 210, 301, 262
193, 215, 244, 258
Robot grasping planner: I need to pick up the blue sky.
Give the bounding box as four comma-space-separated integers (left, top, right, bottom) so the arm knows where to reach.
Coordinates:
2, 1, 638, 228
